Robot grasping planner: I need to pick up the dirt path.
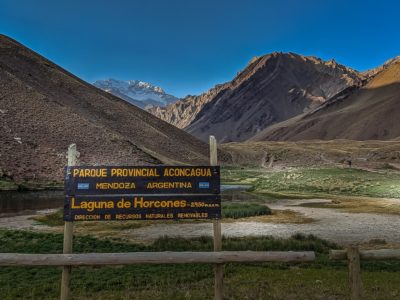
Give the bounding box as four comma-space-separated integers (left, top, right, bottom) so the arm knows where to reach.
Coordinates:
0, 209, 60, 232
123, 199, 400, 245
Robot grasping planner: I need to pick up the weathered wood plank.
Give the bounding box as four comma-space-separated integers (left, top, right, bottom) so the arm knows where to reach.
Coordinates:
210, 135, 223, 300
61, 143, 77, 300
0, 251, 315, 266
330, 249, 400, 261
347, 247, 363, 300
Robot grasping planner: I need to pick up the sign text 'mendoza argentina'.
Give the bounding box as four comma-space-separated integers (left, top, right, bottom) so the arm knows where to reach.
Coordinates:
65, 166, 220, 195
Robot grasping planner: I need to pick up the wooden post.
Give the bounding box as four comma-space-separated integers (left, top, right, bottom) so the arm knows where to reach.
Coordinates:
210, 136, 223, 300
60, 144, 77, 300
347, 246, 363, 300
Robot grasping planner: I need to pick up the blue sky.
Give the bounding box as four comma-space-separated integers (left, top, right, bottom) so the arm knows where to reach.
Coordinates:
1, 0, 399, 97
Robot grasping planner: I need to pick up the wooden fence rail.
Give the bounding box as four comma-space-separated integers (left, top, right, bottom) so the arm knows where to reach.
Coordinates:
2, 248, 399, 300
329, 248, 400, 261
0, 251, 315, 267
329, 247, 400, 300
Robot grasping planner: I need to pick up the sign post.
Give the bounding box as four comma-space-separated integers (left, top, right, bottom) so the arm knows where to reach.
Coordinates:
210, 135, 223, 300
61, 144, 77, 300
61, 140, 222, 299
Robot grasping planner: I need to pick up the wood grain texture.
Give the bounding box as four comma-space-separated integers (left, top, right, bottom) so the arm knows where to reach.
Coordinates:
61, 144, 76, 300
330, 249, 400, 260
0, 251, 315, 266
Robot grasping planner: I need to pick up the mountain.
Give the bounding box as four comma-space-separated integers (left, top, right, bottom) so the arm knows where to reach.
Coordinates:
150, 53, 364, 143
362, 55, 400, 78
93, 79, 179, 109
148, 83, 228, 128
0, 34, 218, 183
250, 59, 400, 141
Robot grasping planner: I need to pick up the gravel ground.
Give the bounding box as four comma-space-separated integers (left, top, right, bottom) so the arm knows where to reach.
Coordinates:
1, 199, 399, 246
123, 199, 400, 246
0, 209, 60, 232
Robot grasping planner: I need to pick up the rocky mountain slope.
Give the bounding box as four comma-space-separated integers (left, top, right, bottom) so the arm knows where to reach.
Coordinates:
250, 59, 400, 141
362, 55, 400, 78
0, 34, 217, 183
93, 78, 179, 109
148, 83, 228, 128
150, 53, 364, 143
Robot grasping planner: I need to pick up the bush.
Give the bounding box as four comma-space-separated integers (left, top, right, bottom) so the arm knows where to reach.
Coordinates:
222, 202, 271, 219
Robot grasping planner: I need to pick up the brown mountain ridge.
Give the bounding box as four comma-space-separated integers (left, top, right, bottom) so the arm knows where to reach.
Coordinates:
0, 34, 218, 183
150, 52, 365, 142
251, 59, 400, 141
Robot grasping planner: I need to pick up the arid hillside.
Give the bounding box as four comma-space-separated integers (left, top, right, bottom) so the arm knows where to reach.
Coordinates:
0, 35, 221, 183
251, 60, 400, 141
221, 140, 400, 168
150, 53, 364, 142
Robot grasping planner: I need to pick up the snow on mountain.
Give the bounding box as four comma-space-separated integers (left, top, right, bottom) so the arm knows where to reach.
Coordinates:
93, 79, 179, 109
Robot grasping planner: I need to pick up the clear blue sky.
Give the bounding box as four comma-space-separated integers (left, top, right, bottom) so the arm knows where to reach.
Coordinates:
1, 0, 399, 97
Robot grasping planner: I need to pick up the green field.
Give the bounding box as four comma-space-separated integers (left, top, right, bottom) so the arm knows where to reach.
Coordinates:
222, 166, 400, 199
0, 230, 399, 300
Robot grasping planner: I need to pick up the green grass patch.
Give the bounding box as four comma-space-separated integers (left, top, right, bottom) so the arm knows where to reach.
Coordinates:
222, 202, 271, 218
0, 179, 63, 191
0, 230, 399, 299
17, 181, 63, 191
33, 202, 273, 227
0, 230, 338, 254
31, 210, 64, 226
222, 167, 400, 199
0, 179, 18, 191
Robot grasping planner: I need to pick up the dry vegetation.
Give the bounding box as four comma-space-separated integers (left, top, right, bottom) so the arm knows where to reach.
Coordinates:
221, 160, 400, 216
221, 139, 400, 168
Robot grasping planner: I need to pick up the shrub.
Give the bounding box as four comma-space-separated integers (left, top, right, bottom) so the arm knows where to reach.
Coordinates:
222, 203, 271, 219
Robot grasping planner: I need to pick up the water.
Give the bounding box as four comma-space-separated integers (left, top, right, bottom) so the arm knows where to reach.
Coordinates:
0, 191, 64, 216
0, 185, 254, 217
220, 184, 252, 192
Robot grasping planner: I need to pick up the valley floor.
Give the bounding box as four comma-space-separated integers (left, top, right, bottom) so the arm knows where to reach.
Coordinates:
123, 198, 400, 246
1, 196, 399, 247
1, 166, 399, 299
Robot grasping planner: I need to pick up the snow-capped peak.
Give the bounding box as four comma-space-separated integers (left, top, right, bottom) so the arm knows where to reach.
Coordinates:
93, 78, 179, 109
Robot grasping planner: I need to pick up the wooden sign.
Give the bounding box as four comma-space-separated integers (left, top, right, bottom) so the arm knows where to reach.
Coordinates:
64, 165, 221, 221
64, 166, 220, 195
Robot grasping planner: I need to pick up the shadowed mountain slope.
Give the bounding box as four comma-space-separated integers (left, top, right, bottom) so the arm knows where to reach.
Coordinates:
0, 35, 216, 182
251, 60, 400, 141
151, 53, 364, 143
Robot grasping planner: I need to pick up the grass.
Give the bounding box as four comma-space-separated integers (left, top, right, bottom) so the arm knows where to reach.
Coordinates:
0, 230, 399, 299
17, 181, 63, 191
222, 166, 400, 199
32, 210, 64, 226
3, 165, 400, 298
221, 167, 400, 215
294, 196, 400, 215
32, 202, 273, 228
222, 202, 271, 219
0, 179, 18, 191
0, 179, 63, 191
250, 209, 315, 224
31, 211, 154, 237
